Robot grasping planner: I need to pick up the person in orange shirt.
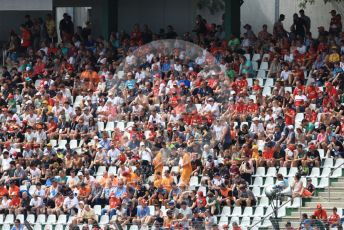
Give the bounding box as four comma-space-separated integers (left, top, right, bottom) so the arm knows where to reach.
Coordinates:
8, 194, 21, 214
161, 170, 174, 193
180, 151, 192, 185
8, 181, 19, 198
152, 152, 163, 175
0, 182, 8, 199
153, 172, 163, 188
98, 171, 108, 187
78, 182, 91, 201
258, 145, 275, 167
80, 65, 100, 84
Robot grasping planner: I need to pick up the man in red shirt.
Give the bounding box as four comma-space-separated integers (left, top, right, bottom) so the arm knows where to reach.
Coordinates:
246, 99, 259, 115
305, 82, 318, 103
293, 80, 305, 95
284, 105, 296, 126
313, 204, 328, 222
325, 82, 338, 100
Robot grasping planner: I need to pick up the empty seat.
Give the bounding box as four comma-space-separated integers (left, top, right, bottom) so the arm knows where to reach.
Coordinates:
264, 177, 274, 186
331, 168, 342, 178
57, 215, 67, 224
320, 167, 331, 177
36, 214, 46, 224
231, 206, 242, 217
96, 166, 106, 176
97, 122, 105, 131
190, 176, 199, 187
259, 197, 270, 207
2, 224, 11, 230
252, 54, 261, 62
105, 122, 115, 131
99, 215, 109, 225
108, 166, 117, 175
116, 122, 125, 131
46, 215, 56, 224
221, 206, 231, 216
310, 167, 320, 177
252, 177, 263, 187
323, 158, 334, 168
252, 61, 258, 71
251, 217, 262, 227
259, 62, 269, 70
262, 86, 271, 96
229, 216, 240, 225
291, 197, 302, 208
261, 219, 272, 228
16, 214, 25, 223
253, 167, 265, 177
218, 216, 228, 225
69, 139, 78, 149
318, 149, 325, 159
243, 207, 253, 217
288, 167, 298, 177
4, 214, 14, 224
265, 78, 274, 87
26, 214, 35, 224
278, 167, 287, 177
252, 187, 261, 197
55, 225, 64, 230
257, 69, 266, 78
334, 158, 344, 168
241, 216, 251, 227
266, 167, 277, 177
129, 225, 139, 230
33, 225, 42, 230
254, 206, 265, 217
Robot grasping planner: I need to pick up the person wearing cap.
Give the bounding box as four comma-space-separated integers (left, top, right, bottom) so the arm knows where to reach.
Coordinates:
235, 184, 256, 207
133, 198, 150, 225
313, 203, 328, 222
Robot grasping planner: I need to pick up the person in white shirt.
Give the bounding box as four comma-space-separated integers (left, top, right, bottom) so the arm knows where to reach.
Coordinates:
294, 89, 308, 111
280, 64, 291, 82
0, 151, 12, 172
250, 117, 265, 138
30, 194, 44, 215
63, 193, 79, 216
139, 142, 152, 163
66, 170, 80, 188
202, 98, 220, 117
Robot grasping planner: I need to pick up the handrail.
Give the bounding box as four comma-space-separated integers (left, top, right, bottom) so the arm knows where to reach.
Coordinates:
327, 161, 344, 201
249, 198, 294, 230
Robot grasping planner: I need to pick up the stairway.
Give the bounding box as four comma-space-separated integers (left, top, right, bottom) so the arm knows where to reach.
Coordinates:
273, 176, 344, 229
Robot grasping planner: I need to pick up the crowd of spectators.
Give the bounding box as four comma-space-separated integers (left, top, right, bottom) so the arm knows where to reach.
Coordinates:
1, 8, 344, 230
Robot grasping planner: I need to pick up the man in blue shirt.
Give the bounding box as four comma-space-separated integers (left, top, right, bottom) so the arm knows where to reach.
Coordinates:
133, 199, 150, 225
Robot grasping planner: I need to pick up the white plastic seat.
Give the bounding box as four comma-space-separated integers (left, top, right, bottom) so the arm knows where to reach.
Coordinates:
2, 224, 11, 230
4, 214, 14, 224
247, 78, 253, 87
94, 205, 102, 215
195, 104, 202, 112
229, 216, 240, 225
190, 176, 199, 187
36, 214, 46, 224
243, 207, 253, 217
252, 187, 261, 197
266, 167, 277, 177
221, 206, 232, 216
44, 224, 53, 230
99, 215, 109, 225
261, 219, 272, 228
252, 177, 263, 187
264, 177, 274, 186
323, 158, 334, 168
254, 206, 264, 217
257, 69, 266, 78
55, 225, 64, 230
241, 216, 251, 227
0, 214, 4, 224
46, 215, 56, 224
334, 159, 344, 168
259, 62, 269, 70
16, 214, 25, 223
288, 167, 298, 177
265, 78, 274, 87
317, 177, 329, 188
58, 139, 68, 149
105, 122, 115, 131
129, 225, 139, 230
97, 121, 105, 131
262, 86, 271, 96
171, 166, 180, 174
318, 149, 325, 159
310, 167, 320, 177
252, 54, 261, 62
108, 166, 117, 175
320, 167, 331, 177
253, 167, 265, 177
69, 139, 78, 149
285, 86, 292, 93
73, 95, 83, 107
231, 206, 242, 217
251, 217, 262, 227
291, 197, 302, 208
116, 122, 125, 131
57, 214, 67, 224
252, 61, 258, 71
262, 53, 270, 60
26, 214, 35, 224
34, 225, 42, 230
249, 94, 256, 102
331, 168, 342, 178
49, 139, 57, 147
278, 167, 287, 177
218, 216, 228, 225
259, 197, 270, 207
96, 166, 106, 176
244, 54, 251, 61
277, 206, 286, 217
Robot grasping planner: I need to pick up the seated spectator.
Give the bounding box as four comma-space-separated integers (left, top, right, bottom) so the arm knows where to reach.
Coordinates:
313, 204, 328, 223
235, 184, 256, 207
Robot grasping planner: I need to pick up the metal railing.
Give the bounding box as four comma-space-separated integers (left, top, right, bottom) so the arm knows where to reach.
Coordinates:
249, 198, 294, 230
327, 161, 344, 201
